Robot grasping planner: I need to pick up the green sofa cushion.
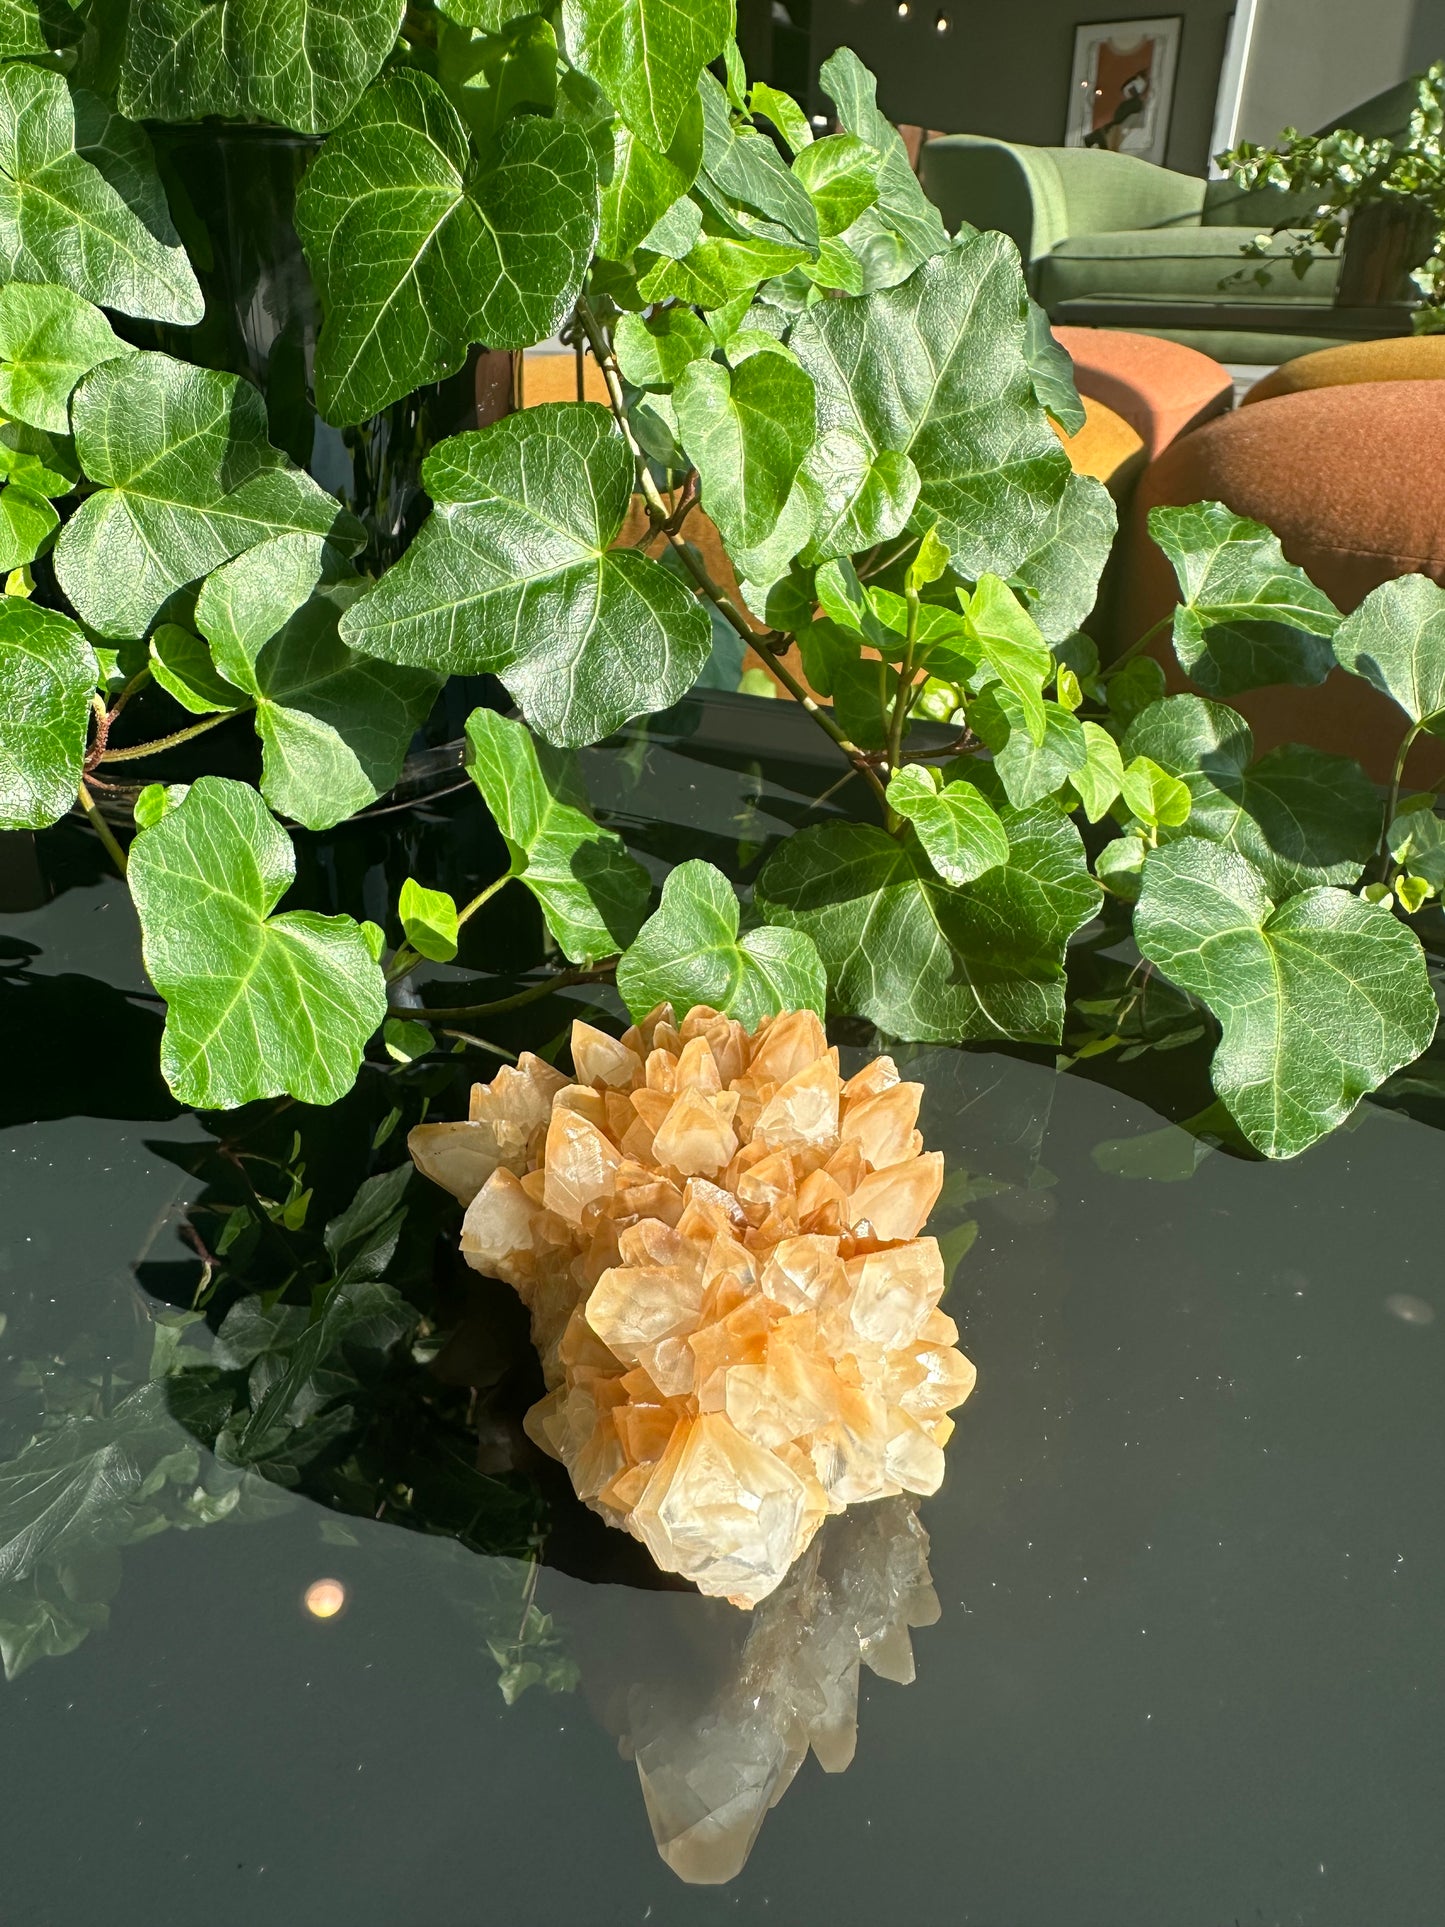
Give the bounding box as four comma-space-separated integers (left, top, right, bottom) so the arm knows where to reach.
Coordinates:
1037, 228, 1341, 306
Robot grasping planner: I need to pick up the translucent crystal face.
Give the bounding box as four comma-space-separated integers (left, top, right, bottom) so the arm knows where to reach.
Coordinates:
411, 1004, 976, 1608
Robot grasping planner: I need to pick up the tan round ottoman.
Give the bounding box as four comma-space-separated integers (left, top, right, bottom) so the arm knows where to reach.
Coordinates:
1244, 334, 1445, 405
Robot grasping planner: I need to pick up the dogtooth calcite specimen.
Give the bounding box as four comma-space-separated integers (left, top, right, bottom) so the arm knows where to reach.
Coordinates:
409, 1005, 975, 1606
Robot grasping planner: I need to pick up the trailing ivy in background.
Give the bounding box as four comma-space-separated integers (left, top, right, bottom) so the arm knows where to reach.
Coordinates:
0, 4, 1441, 1224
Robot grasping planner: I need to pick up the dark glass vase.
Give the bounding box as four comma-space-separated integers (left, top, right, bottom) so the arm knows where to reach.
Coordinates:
1338, 199, 1434, 306
128, 123, 516, 572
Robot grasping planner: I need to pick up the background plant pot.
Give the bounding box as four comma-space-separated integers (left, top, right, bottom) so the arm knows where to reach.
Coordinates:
1338, 199, 1435, 305
130, 123, 517, 573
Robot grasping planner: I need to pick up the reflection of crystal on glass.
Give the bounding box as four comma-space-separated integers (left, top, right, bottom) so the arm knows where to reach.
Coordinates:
617, 1498, 941, 1884
411, 1006, 976, 1607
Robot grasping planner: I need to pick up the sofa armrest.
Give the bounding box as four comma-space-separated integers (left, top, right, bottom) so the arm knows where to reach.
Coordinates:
920, 136, 1070, 263
921, 136, 1206, 270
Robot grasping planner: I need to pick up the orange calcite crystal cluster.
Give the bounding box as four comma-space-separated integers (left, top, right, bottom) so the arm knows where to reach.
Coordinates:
409, 1005, 976, 1607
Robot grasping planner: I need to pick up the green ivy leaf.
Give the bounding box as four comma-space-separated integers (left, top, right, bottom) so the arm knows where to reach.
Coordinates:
0, 597, 96, 829
0, 282, 132, 434
55, 352, 361, 641
1149, 502, 1341, 696
148, 623, 248, 715
1024, 298, 1086, 434
1070, 719, 1125, 822
1388, 801, 1445, 891
562, 0, 731, 151
127, 776, 387, 1108
790, 236, 1112, 636
616, 857, 825, 1025
755, 805, 1097, 1044
1122, 694, 1381, 895
1105, 654, 1167, 726
133, 780, 188, 829
340, 404, 711, 746
398, 878, 459, 962
672, 349, 815, 555
118, 0, 405, 134
464, 707, 650, 961
1332, 573, 1445, 734
792, 132, 879, 238
886, 764, 1009, 885
1119, 755, 1192, 830
195, 532, 441, 830
614, 304, 712, 388
1094, 831, 1146, 899
971, 688, 1087, 809
295, 71, 598, 425
0, 65, 202, 324
598, 95, 703, 261
748, 81, 811, 156
1135, 838, 1436, 1157
694, 69, 817, 251
960, 573, 1052, 742
0, 485, 55, 570
817, 48, 948, 290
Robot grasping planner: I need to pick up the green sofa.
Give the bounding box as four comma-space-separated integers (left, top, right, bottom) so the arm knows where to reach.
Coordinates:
919, 80, 1420, 364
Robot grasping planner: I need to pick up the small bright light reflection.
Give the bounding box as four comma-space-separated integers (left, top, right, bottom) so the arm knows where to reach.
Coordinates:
934, 11, 950, 30
304, 1578, 347, 1619
896, 2, 910, 17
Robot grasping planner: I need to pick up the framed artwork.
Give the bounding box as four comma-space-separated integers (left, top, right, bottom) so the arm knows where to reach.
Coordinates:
1064, 16, 1183, 165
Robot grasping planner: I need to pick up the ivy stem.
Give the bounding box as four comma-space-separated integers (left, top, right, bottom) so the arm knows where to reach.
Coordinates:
389, 962, 615, 1024
77, 779, 128, 877
883, 586, 921, 830
97, 708, 249, 763
572, 294, 891, 817
1110, 614, 1172, 671
1380, 722, 1423, 875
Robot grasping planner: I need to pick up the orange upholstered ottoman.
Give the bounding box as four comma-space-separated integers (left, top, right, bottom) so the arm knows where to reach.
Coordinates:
1244, 334, 1445, 405
1113, 380, 1445, 782
1052, 326, 1234, 459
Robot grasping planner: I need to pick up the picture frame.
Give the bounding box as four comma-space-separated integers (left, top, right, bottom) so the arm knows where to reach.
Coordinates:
1064, 16, 1183, 166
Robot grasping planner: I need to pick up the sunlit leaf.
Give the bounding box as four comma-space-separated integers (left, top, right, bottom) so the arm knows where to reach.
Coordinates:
616, 858, 825, 1024
0, 598, 96, 830
755, 803, 1097, 1043
562, 0, 731, 151
398, 878, 459, 962
55, 353, 360, 640
195, 532, 441, 830
0, 65, 202, 323
1149, 501, 1340, 696
1136, 838, 1436, 1157
886, 764, 1009, 885
119, 0, 405, 134
673, 349, 815, 554
1332, 573, 1445, 734
295, 71, 598, 424
128, 776, 387, 1107
341, 404, 711, 746
1123, 694, 1381, 895
0, 281, 132, 434
464, 707, 650, 961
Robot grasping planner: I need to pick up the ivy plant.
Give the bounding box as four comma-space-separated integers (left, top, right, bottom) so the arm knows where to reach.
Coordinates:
0, 14, 1441, 1171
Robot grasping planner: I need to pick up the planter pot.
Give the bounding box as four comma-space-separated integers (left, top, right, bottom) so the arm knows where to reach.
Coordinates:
132, 123, 516, 572
1338, 199, 1434, 306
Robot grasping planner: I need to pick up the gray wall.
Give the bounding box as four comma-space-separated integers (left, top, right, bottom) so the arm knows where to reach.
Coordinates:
809, 0, 1444, 176
1235, 0, 1433, 141
809, 1, 1240, 174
